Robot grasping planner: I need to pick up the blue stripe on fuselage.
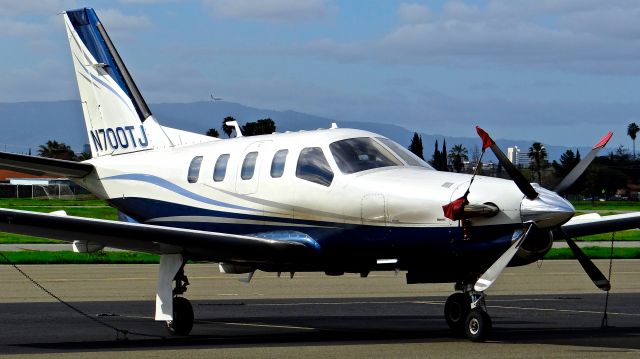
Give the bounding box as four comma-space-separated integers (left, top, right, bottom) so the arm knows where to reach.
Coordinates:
109, 197, 517, 258
104, 174, 257, 212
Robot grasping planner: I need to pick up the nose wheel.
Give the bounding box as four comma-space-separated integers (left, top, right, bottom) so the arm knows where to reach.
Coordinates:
464, 308, 492, 342
445, 290, 492, 342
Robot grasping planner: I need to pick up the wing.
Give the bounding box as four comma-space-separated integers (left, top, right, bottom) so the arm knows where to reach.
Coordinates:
559, 212, 640, 238
0, 208, 319, 265
0, 151, 94, 178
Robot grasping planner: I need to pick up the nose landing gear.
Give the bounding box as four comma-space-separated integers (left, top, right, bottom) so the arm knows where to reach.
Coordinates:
444, 284, 492, 342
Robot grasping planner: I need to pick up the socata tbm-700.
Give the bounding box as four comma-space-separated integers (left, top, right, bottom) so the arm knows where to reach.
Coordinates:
1, 8, 637, 341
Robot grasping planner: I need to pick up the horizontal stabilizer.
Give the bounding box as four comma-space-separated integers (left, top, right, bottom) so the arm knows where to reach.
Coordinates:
0, 152, 94, 178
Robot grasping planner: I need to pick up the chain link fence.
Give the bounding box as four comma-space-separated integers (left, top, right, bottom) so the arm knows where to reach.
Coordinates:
0, 183, 91, 199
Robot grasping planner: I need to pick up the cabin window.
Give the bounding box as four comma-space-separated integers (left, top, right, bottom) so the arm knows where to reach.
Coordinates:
376, 137, 433, 169
187, 156, 203, 183
213, 154, 230, 182
329, 137, 403, 174
270, 149, 288, 178
296, 147, 333, 187
241, 152, 258, 180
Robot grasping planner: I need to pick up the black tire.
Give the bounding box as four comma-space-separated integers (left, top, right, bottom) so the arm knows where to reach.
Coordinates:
166, 296, 194, 336
464, 308, 492, 342
444, 293, 471, 333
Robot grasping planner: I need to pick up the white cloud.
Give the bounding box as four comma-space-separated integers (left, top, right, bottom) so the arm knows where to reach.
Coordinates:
0, 60, 76, 102
97, 8, 152, 31
203, 0, 330, 23
559, 6, 640, 39
0, 19, 45, 38
0, 0, 77, 16
291, 1, 640, 75
117, 0, 175, 4
397, 3, 431, 24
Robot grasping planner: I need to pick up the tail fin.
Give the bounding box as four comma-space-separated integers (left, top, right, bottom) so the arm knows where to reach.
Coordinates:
63, 8, 171, 157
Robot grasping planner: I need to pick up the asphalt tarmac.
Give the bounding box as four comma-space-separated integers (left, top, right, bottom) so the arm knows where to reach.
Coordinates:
1, 260, 639, 358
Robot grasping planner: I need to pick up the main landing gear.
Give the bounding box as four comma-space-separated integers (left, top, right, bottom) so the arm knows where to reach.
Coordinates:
444, 284, 492, 342
166, 265, 194, 335
156, 254, 194, 336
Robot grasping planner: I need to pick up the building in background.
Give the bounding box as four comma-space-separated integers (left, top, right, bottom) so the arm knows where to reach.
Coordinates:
507, 146, 530, 167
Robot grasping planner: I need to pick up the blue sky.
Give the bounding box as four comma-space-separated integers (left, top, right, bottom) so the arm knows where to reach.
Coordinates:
1, 0, 640, 148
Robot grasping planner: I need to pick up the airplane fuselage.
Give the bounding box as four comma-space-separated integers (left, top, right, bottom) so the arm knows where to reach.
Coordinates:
77, 128, 528, 276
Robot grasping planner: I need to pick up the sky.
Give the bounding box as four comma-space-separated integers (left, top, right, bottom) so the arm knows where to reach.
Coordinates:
1, 0, 640, 148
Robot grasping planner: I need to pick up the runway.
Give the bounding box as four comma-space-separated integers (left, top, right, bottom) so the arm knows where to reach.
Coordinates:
1, 260, 639, 357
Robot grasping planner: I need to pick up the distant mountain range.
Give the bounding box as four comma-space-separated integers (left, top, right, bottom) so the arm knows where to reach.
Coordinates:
0, 100, 591, 161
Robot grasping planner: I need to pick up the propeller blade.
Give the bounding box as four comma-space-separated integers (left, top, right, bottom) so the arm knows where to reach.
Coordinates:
474, 224, 533, 292
476, 126, 538, 200
559, 230, 611, 291
554, 131, 613, 194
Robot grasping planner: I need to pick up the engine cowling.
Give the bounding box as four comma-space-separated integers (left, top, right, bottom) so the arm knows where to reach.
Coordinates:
509, 227, 554, 267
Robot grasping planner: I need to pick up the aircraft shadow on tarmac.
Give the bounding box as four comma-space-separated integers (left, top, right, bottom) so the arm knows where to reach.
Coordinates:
4, 294, 640, 354
14, 315, 640, 353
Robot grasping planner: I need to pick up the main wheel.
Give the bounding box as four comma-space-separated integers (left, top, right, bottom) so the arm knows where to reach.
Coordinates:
444, 293, 471, 333
166, 296, 194, 335
464, 308, 492, 342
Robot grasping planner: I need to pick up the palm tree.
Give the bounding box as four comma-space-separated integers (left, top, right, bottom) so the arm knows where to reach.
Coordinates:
221, 116, 235, 138
205, 128, 219, 138
38, 140, 76, 161
448, 144, 468, 173
527, 142, 548, 185
628, 122, 639, 159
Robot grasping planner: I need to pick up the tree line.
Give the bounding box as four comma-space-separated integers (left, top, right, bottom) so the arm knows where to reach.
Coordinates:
408, 121, 640, 199
206, 116, 276, 138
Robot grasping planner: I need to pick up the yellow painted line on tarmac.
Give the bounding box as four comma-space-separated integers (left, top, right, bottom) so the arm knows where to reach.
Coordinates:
488, 304, 640, 317
503, 272, 640, 275
253, 300, 436, 306
203, 320, 317, 331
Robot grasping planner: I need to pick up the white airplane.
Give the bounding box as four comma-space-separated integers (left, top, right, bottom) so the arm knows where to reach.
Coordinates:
1, 8, 639, 342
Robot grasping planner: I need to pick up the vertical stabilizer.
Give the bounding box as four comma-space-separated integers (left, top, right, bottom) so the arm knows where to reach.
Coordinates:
63, 8, 171, 157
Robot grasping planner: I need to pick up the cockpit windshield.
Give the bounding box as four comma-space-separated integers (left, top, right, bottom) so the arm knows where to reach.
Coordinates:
376, 137, 434, 170
329, 137, 403, 174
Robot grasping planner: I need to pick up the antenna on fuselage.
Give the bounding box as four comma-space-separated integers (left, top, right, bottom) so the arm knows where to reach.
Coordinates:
224, 120, 243, 138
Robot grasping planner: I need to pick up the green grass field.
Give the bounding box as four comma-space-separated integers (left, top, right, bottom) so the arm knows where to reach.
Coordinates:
0, 198, 108, 207
571, 200, 640, 211
576, 230, 640, 241
0, 251, 159, 264
0, 233, 64, 244
0, 198, 117, 243
544, 247, 640, 260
